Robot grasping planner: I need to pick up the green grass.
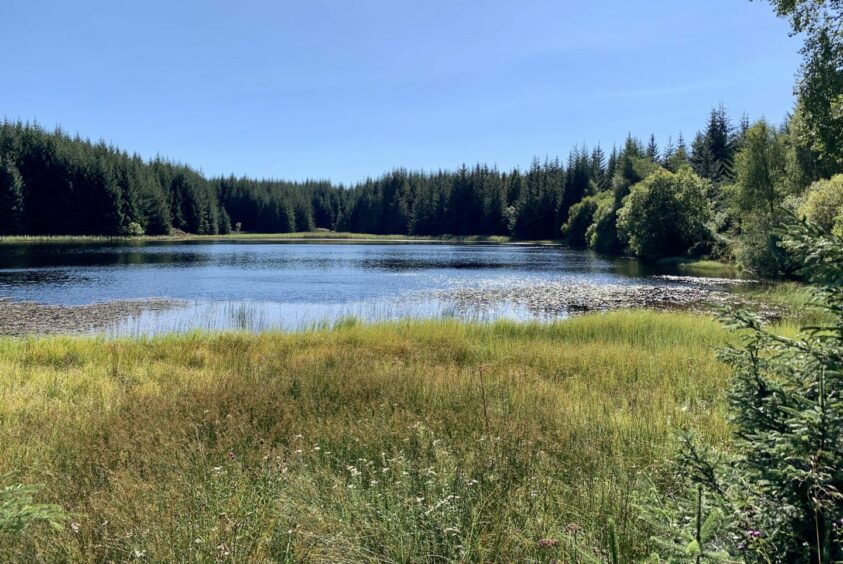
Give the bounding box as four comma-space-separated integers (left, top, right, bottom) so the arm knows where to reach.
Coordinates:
0, 311, 772, 561
654, 257, 740, 278
0, 232, 519, 245
735, 281, 834, 326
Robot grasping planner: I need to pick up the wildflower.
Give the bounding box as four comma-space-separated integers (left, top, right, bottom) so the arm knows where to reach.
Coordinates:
70, 521, 81, 534
537, 538, 559, 549
564, 523, 582, 535
312, 445, 321, 451
227, 451, 235, 460
131, 549, 147, 559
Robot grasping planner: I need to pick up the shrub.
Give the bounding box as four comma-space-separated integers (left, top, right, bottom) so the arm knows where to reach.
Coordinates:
651, 218, 843, 562
797, 174, 843, 234
616, 168, 712, 259
562, 194, 602, 248
586, 196, 622, 253
123, 221, 145, 237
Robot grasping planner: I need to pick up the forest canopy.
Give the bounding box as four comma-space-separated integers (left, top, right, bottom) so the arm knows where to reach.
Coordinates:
1, 92, 840, 277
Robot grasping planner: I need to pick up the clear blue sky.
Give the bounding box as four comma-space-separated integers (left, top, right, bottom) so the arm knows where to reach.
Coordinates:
1, 0, 801, 185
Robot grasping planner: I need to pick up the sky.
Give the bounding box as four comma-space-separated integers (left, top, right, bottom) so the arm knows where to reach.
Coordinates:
1, 0, 802, 185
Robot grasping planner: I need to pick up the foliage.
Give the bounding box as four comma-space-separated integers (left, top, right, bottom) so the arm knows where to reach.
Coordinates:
732, 120, 792, 277
616, 168, 712, 259
690, 106, 736, 187
562, 193, 602, 247
587, 193, 623, 253
762, 0, 843, 180
0, 158, 25, 235
797, 174, 843, 233
0, 483, 67, 535
733, 120, 788, 216
0, 108, 784, 259
654, 218, 843, 562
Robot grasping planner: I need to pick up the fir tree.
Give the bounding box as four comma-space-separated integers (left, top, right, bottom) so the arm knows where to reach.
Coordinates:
0, 158, 25, 235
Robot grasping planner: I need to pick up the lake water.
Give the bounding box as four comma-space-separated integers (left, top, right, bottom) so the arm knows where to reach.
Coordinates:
0, 241, 732, 335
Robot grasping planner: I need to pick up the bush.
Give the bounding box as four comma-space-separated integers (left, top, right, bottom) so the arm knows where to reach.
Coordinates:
562, 194, 602, 248
651, 218, 843, 562
123, 221, 145, 237
586, 196, 622, 253
797, 174, 843, 233
616, 168, 712, 259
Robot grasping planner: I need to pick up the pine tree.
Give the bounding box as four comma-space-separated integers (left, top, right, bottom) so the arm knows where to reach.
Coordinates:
590, 145, 608, 190
666, 219, 843, 562
691, 106, 735, 184
646, 134, 659, 163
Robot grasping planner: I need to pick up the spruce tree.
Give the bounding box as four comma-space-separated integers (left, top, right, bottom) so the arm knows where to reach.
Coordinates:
646, 134, 660, 163
0, 158, 25, 235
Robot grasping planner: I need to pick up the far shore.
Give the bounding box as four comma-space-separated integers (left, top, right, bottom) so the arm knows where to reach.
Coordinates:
0, 230, 739, 276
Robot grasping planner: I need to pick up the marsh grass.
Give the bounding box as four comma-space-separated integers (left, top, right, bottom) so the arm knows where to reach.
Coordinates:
0, 311, 772, 561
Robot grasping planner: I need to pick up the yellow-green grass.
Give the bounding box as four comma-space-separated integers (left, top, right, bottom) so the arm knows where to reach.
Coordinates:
736, 281, 834, 326
0, 232, 519, 246
654, 257, 739, 278
0, 311, 775, 561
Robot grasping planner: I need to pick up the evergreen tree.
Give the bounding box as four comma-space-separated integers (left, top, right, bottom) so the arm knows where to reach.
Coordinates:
690, 106, 735, 185
590, 145, 608, 190
646, 134, 660, 163
0, 158, 25, 235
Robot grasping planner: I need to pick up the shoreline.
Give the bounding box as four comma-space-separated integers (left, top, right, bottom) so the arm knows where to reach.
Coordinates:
0, 278, 778, 337
0, 298, 179, 337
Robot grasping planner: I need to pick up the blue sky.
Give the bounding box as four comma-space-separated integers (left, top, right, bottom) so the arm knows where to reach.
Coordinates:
1, 0, 801, 184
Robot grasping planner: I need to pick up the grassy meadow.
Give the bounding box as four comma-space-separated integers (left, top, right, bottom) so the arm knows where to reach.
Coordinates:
0, 310, 776, 562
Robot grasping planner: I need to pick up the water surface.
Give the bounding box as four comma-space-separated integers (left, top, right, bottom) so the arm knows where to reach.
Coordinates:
0, 241, 728, 335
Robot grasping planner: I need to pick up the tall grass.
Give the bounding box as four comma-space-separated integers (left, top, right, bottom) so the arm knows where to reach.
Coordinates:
0, 311, 762, 561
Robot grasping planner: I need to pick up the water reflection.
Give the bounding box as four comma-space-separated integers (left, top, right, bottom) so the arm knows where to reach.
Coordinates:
0, 241, 737, 335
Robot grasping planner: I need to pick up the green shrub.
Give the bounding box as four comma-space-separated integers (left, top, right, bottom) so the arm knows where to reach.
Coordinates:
652, 218, 843, 562
797, 174, 843, 234
562, 194, 602, 248
616, 168, 712, 259
586, 196, 622, 253
123, 221, 145, 237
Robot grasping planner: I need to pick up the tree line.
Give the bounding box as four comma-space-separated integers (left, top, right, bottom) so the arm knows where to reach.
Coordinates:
1, 0, 840, 279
